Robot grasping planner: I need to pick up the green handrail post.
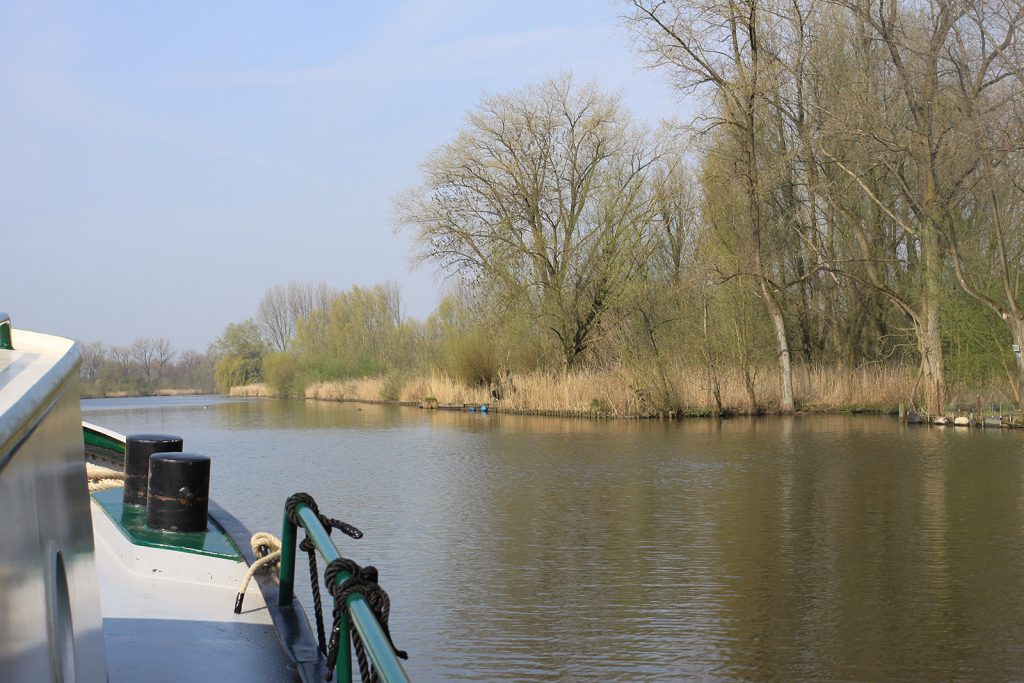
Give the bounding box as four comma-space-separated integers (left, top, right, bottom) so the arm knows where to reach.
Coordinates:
281, 500, 411, 683
0, 312, 12, 350
279, 507, 298, 606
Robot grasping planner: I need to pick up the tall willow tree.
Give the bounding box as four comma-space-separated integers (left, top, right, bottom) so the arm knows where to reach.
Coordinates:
811, 0, 1024, 413
293, 283, 408, 377
395, 75, 659, 368
210, 319, 267, 393
814, 1, 965, 413
626, 0, 798, 411
938, 1, 1024, 401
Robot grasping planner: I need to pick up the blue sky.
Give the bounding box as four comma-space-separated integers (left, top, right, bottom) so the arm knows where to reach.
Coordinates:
1, 1, 683, 351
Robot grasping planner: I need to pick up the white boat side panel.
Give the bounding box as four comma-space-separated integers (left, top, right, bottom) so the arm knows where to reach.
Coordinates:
91, 503, 299, 682
0, 329, 107, 683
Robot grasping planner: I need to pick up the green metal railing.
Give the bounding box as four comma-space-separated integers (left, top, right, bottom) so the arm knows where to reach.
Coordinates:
279, 501, 411, 683
0, 312, 12, 350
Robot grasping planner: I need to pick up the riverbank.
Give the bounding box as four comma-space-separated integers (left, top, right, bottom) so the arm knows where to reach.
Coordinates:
229, 365, 939, 417
80, 387, 205, 399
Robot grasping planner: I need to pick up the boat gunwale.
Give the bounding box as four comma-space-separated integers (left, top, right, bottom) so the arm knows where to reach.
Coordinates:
208, 497, 329, 682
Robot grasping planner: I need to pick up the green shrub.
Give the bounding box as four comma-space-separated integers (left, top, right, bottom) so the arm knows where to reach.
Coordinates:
263, 352, 299, 396
381, 371, 406, 401
298, 354, 383, 383
444, 329, 499, 386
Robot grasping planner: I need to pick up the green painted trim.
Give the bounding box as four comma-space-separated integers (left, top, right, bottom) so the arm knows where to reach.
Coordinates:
91, 488, 243, 561
83, 428, 126, 454
83, 424, 126, 469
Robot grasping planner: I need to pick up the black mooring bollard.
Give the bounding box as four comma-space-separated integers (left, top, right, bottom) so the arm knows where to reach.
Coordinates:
146, 453, 210, 533
123, 434, 183, 507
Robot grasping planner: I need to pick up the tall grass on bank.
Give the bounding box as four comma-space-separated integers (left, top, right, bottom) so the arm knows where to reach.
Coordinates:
229, 383, 270, 397
237, 363, 926, 416
399, 372, 490, 405
82, 387, 205, 399
154, 388, 204, 397
304, 372, 491, 405
305, 378, 387, 402
792, 364, 916, 411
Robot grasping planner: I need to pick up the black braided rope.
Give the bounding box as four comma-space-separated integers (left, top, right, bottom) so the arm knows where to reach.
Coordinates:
286, 492, 364, 540
302, 534, 329, 653
284, 493, 365, 658
323, 557, 408, 683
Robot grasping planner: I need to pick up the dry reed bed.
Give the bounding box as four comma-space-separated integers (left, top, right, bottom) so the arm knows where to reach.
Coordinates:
154, 388, 203, 396
229, 383, 271, 397
289, 364, 919, 416
400, 372, 490, 405
84, 387, 205, 399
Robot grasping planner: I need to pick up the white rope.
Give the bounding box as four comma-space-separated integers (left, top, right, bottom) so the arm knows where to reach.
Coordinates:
234, 532, 282, 613
86, 462, 126, 492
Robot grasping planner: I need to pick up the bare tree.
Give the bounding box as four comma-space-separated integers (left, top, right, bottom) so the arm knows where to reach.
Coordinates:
650, 134, 700, 282
128, 337, 175, 385
396, 74, 659, 368
152, 338, 175, 385
258, 284, 293, 352
175, 349, 208, 391
258, 281, 337, 352
128, 339, 156, 382
109, 345, 135, 378
79, 341, 105, 382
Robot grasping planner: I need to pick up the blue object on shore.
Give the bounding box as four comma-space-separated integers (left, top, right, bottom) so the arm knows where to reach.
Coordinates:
480, 404, 488, 413
469, 405, 476, 412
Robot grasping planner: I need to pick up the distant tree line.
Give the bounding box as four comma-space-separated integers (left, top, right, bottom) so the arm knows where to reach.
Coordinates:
211, 0, 1024, 415
212, 281, 427, 396
79, 338, 216, 397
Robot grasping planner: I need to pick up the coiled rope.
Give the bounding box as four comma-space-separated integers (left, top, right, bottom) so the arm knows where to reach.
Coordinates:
284, 492, 406, 683
233, 532, 283, 613
324, 557, 408, 683
86, 462, 126, 492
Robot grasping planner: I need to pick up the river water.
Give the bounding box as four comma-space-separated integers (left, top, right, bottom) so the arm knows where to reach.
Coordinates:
82, 396, 1024, 681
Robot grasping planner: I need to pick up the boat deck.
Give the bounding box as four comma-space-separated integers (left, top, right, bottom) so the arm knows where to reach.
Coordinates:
91, 500, 301, 682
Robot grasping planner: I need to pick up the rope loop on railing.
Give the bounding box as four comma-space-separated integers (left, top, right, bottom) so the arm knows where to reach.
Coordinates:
284, 492, 367, 661
324, 557, 408, 683
286, 491, 318, 525
287, 491, 364, 539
